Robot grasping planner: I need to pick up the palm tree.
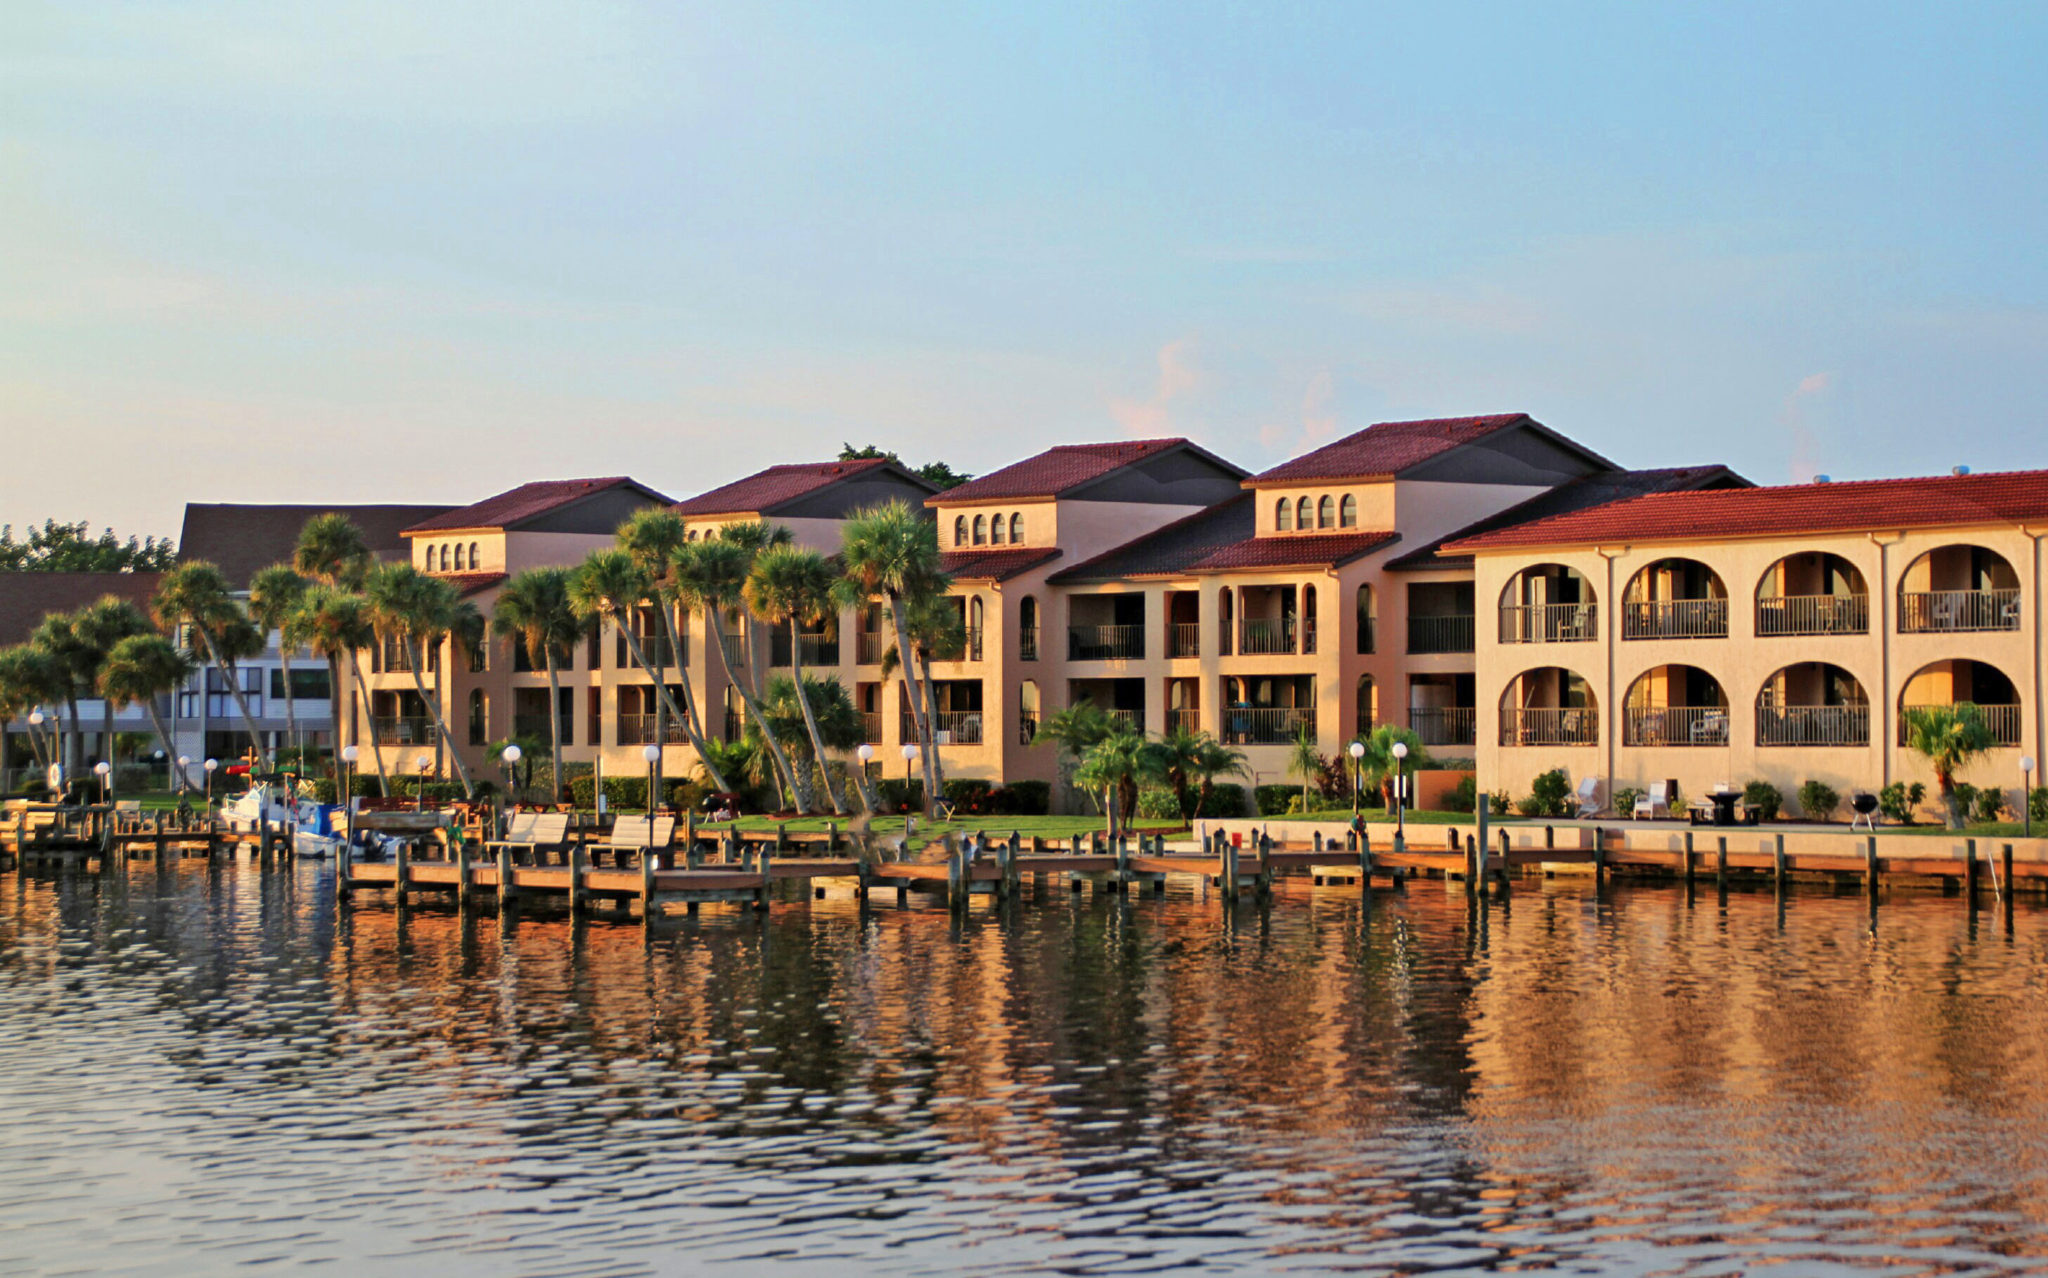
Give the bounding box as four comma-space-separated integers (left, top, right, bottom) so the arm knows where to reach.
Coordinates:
284, 585, 390, 796
1287, 723, 1322, 813
100, 635, 196, 790
361, 563, 475, 798
0, 644, 65, 776
834, 500, 949, 815
247, 565, 308, 754
1188, 734, 1249, 819
70, 596, 154, 769
293, 513, 374, 765
746, 544, 849, 815
752, 673, 865, 809
1903, 703, 1997, 829
713, 521, 793, 696
895, 592, 965, 796
1141, 726, 1245, 820
153, 562, 271, 767
1355, 724, 1429, 809
617, 508, 718, 762
672, 538, 807, 811
28, 611, 91, 772
1077, 729, 1147, 837
491, 567, 590, 804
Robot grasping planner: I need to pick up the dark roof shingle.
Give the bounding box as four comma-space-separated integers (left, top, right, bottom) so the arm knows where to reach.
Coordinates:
1447, 467, 2048, 553
0, 572, 163, 646
179, 503, 450, 590
931, 439, 1235, 505
939, 547, 1063, 582
1249, 415, 1535, 485
1048, 497, 1255, 583
405, 478, 661, 533
671, 459, 923, 517
1386, 466, 1746, 570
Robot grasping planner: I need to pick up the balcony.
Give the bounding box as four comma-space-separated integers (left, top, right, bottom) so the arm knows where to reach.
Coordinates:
769, 632, 839, 667
1069, 625, 1145, 661
512, 713, 566, 744
1623, 706, 1729, 747
1499, 603, 1597, 645
1220, 706, 1313, 745
373, 715, 437, 746
1237, 618, 1296, 655
930, 627, 983, 663
856, 631, 884, 664
1756, 594, 1868, 637
860, 712, 883, 743
1899, 703, 2022, 747
1408, 707, 1475, 747
722, 710, 743, 743
720, 633, 747, 668
1757, 704, 1869, 747
1020, 626, 1038, 662
1897, 589, 2021, 634
1169, 623, 1201, 658
618, 713, 691, 745
618, 634, 683, 669
1499, 708, 1598, 747
1407, 614, 1475, 655
1623, 598, 1728, 640
904, 711, 984, 745
1167, 708, 1201, 736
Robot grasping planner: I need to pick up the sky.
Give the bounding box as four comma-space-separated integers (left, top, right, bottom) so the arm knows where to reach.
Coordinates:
5, 1, 2047, 541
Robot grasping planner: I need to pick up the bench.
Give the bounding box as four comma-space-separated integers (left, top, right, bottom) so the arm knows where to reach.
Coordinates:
484, 811, 571, 866
588, 815, 675, 868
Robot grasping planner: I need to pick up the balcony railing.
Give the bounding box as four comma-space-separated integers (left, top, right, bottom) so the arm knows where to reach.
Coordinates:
1019, 626, 1038, 662
930, 627, 983, 663
1169, 623, 1201, 658
373, 715, 437, 746
722, 710, 743, 742
1897, 589, 2021, 633
1499, 707, 1599, 747
1757, 704, 1869, 747
1899, 703, 2022, 747
720, 633, 747, 668
859, 712, 883, 743
1237, 618, 1296, 655
1623, 705, 1730, 747
856, 631, 884, 664
618, 713, 691, 745
1623, 598, 1728, 640
1407, 614, 1475, 654
618, 634, 682, 669
1069, 625, 1145, 661
1756, 594, 1868, 637
769, 632, 839, 667
1408, 707, 1476, 746
904, 711, 984, 745
512, 713, 567, 745
1500, 603, 1598, 644
1167, 708, 1201, 736
1220, 706, 1313, 745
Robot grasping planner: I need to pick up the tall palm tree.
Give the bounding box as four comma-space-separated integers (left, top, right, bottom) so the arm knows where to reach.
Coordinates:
1287, 723, 1321, 812
745, 544, 849, 815
100, 635, 196, 790
833, 500, 949, 816
1141, 725, 1246, 821
284, 586, 390, 796
1903, 703, 1997, 829
491, 567, 591, 804
616, 509, 713, 751
293, 513, 373, 764
0, 644, 65, 776
28, 611, 90, 772
1355, 723, 1428, 809
247, 565, 309, 755
71, 596, 155, 768
673, 538, 808, 811
362, 563, 475, 798
1077, 729, 1147, 837
153, 562, 271, 767
714, 521, 793, 699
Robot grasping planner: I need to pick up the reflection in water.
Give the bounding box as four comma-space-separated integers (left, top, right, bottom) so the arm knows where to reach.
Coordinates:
2, 863, 2046, 1274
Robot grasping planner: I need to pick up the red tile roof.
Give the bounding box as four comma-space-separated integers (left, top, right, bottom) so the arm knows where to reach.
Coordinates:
1446, 467, 2048, 553
405, 478, 662, 533
1248, 414, 1543, 485
939, 546, 1063, 581
1186, 530, 1399, 573
672, 458, 919, 517
436, 572, 508, 598
930, 439, 1233, 505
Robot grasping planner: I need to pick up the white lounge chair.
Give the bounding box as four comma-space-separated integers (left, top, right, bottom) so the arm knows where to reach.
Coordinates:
1633, 781, 1670, 820
1574, 777, 1602, 818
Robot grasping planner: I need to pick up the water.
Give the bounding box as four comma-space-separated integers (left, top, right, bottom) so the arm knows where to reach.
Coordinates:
3, 865, 2047, 1276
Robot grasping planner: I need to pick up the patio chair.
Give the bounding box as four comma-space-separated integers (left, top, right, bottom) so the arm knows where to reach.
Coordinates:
1632, 780, 1670, 820
1574, 777, 1602, 818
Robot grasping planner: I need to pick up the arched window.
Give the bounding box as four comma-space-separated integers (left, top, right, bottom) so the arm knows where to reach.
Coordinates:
954, 516, 967, 546
469, 541, 480, 568
1622, 665, 1728, 746
453, 543, 466, 571
438, 544, 451, 572
1019, 595, 1039, 661
973, 514, 987, 545
1009, 513, 1023, 543
1758, 662, 1870, 746
990, 513, 1006, 544
1499, 667, 1599, 746
1019, 680, 1041, 743
1339, 494, 1357, 528
1276, 498, 1293, 532
1317, 495, 1335, 529
1355, 583, 1376, 653
1295, 497, 1312, 530
1897, 544, 2022, 633
968, 596, 984, 660
1356, 674, 1377, 735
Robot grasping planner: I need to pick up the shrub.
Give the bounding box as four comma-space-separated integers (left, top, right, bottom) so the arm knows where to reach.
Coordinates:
1952, 781, 1979, 824
1529, 768, 1573, 818
2032, 787, 2048, 826
942, 779, 995, 815
1137, 787, 1182, 820
1514, 793, 1546, 817
1199, 782, 1247, 818
1743, 780, 1783, 822
875, 779, 925, 813
1878, 781, 1926, 825
1796, 780, 1839, 822
1488, 788, 1514, 815
1973, 786, 2005, 824
988, 780, 1050, 815
1314, 753, 1350, 801
1442, 775, 1477, 814
667, 779, 710, 814
1255, 784, 1296, 817
1614, 786, 1642, 816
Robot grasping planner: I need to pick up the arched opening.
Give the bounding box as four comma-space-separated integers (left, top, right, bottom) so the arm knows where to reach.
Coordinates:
722, 686, 744, 742
1355, 674, 1377, 735
967, 596, 985, 661
953, 516, 967, 546
1499, 564, 1597, 644
1499, 667, 1598, 746
453, 543, 466, 571
972, 514, 987, 546
1757, 662, 1869, 747
1166, 677, 1199, 735
1623, 664, 1728, 746
1276, 498, 1293, 532
1317, 495, 1335, 529
1898, 544, 2022, 632
1008, 513, 1023, 543
1019, 679, 1040, 743
438, 544, 451, 572
1295, 496, 1312, 531
1623, 558, 1728, 639
990, 512, 1006, 545
1898, 659, 2021, 746
1355, 583, 1376, 654
467, 689, 487, 745
1339, 494, 1357, 528
469, 542, 479, 568
1756, 551, 1868, 636
1018, 595, 1038, 661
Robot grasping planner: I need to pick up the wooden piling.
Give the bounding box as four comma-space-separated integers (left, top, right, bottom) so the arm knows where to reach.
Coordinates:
498, 842, 516, 906
1715, 836, 1728, 889
757, 842, 773, 911
1473, 794, 1489, 888
1866, 836, 1880, 903
1773, 833, 1786, 892
1683, 831, 1695, 885
640, 846, 656, 918
394, 837, 411, 906
568, 844, 586, 916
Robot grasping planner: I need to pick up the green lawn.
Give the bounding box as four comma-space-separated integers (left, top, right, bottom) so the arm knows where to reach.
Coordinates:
1255, 808, 1510, 825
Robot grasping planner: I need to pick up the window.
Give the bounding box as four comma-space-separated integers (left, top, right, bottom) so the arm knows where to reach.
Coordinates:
1276, 498, 1292, 531
1356, 584, 1376, 654
1009, 513, 1023, 543
687, 529, 698, 540
973, 514, 987, 545
453, 543, 465, 570
1339, 494, 1356, 528
269, 668, 332, 700
468, 689, 487, 745
438, 544, 451, 571
1318, 495, 1335, 529
990, 513, 1006, 545
955, 516, 967, 546
1296, 497, 1312, 530
469, 541, 480, 568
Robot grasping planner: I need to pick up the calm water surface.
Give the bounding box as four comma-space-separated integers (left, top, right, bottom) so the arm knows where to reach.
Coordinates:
3, 863, 2046, 1276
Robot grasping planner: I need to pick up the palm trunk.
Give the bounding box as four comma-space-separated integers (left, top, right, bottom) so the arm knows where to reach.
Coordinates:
193, 628, 269, 766
543, 650, 565, 805
325, 654, 344, 790
101, 696, 114, 772
143, 701, 184, 790
278, 649, 299, 759
886, 594, 939, 817
405, 637, 474, 798
64, 692, 82, 775
346, 651, 390, 797
736, 614, 803, 807
703, 609, 806, 812
619, 618, 733, 793
656, 600, 730, 789
916, 645, 948, 795
788, 619, 847, 816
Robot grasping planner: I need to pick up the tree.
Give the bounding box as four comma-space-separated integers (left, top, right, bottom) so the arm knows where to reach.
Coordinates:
1354, 724, 1429, 809
73, 595, 154, 767
99, 635, 196, 789
1077, 729, 1147, 837
833, 500, 950, 816
491, 567, 590, 804
1141, 726, 1245, 820
361, 563, 475, 798
0, 519, 176, 572
1287, 723, 1322, 812
616, 508, 729, 790
292, 512, 373, 590
247, 565, 309, 753
153, 562, 271, 767
673, 535, 808, 811
1188, 734, 1249, 819
0, 644, 65, 775
27, 610, 91, 772
284, 585, 388, 796
746, 544, 852, 814
1902, 703, 1997, 829
753, 673, 865, 809
836, 443, 972, 491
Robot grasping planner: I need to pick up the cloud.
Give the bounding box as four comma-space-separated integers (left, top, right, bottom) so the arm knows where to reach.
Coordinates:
1781, 370, 1833, 483
1108, 338, 1203, 438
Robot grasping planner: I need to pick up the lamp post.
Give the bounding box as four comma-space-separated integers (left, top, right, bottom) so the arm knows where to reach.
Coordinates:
500, 743, 521, 804
415, 753, 432, 813
1348, 739, 1367, 820
642, 743, 661, 817
28, 710, 45, 785
1391, 741, 1409, 839
900, 743, 919, 830
203, 757, 218, 809
93, 760, 111, 805
178, 755, 191, 797
2023, 755, 2037, 838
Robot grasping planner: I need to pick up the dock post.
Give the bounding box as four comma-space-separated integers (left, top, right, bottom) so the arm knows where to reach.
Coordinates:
1358, 827, 1373, 886
1865, 835, 1880, 904
1115, 836, 1129, 893
827, 821, 838, 852
1223, 835, 1239, 898
640, 844, 656, 920
394, 837, 411, 906
1965, 838, 1980, 899
776, 822, 788, 855
1255, 833, 1272, 899
1773, 833, 1786, 893
2002, 841, 2016, 902
569, 844, 586, 916
1497, 829, 1512, 896
1473, 794, 1489, 892
1715, 836, 1728, 889
757, 842, 773, 911
1683, 831, 1695, 885
1545, 824, 1555, 852
337, 832, 354, 905
685, 809, 697, 851
947, 844, 964, 915
1313, 830, 1324, 854
1593, 826, 1607, 887
498, 842, 516, 907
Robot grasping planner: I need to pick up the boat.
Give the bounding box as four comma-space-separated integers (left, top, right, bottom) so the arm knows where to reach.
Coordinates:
220, 783, 348, 859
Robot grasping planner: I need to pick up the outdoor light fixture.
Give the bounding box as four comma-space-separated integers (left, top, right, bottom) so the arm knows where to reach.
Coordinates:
2024, 754, 2037, 838
1348, 739, 1367, 819
643, 744, 661, 823
94, 759, 111, 803
203, 757, 217, 808
1391, 741, 1409, 839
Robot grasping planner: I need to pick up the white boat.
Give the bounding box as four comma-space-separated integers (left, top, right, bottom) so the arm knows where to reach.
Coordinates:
221, 783, 347, 859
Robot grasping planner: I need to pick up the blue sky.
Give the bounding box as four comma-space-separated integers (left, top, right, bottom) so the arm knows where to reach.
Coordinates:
5, 2, 2046, 537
